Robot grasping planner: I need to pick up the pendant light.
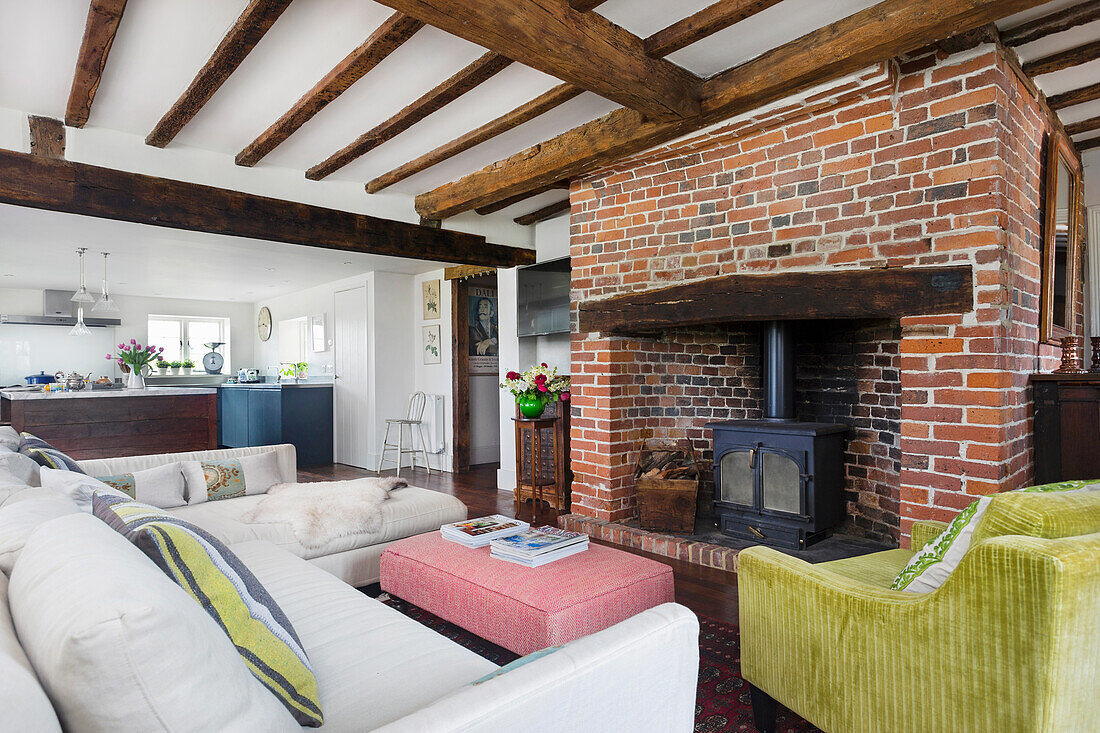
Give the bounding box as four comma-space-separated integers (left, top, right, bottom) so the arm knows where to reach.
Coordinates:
90, 251, 120, 314
69, 248, 92, 336
71, 248, 95, 305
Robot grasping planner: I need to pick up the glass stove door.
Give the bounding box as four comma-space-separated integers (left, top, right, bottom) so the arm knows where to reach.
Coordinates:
761, 450, 804, 515
718, 450, 755, 507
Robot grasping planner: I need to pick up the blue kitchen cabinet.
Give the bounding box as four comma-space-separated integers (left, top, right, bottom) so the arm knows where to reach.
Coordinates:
218, 385, 333, 466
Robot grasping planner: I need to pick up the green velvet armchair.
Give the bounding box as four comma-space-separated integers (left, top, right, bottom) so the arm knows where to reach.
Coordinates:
738, 494, 1100, 733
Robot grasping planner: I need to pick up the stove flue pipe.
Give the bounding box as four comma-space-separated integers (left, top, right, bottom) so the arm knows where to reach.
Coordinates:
763, 320, 795, 421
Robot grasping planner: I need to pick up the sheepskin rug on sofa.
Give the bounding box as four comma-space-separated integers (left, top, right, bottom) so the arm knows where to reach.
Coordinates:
241, 476, 407, 548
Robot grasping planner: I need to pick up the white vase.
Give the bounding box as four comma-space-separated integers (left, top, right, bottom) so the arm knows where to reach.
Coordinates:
126, 371, 145, 390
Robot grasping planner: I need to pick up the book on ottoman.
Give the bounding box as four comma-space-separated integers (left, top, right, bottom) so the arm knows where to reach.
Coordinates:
441, 515, 529, 547
490, 526, 588, 567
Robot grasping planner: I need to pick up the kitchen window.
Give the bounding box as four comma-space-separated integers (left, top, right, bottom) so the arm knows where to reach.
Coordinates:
148, 316, 231, 369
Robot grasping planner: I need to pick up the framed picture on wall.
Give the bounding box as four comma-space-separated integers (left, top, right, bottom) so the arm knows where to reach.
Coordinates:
468, 286, 498, 375
422, 279, 440, 320
422, 325, 441, 365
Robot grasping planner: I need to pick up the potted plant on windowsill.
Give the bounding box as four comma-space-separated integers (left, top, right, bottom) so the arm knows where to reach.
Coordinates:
169, 361, 182, 375
155, 359, 170, 375
108, 340, 163, 390
181, 359, 195, 376
501, 363, 570, 418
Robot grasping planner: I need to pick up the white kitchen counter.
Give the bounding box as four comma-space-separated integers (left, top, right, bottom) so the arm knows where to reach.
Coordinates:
0, 387, 217, 401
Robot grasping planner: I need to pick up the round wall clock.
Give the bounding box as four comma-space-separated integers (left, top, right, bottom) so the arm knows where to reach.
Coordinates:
258, 306, 272, 342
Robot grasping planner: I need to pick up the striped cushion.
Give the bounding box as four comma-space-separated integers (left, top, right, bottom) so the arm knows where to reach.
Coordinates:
93, 494, 323, 726
18, 433, 84, 473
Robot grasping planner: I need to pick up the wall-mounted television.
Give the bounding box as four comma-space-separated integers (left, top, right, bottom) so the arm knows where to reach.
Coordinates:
517, 257, 570, 337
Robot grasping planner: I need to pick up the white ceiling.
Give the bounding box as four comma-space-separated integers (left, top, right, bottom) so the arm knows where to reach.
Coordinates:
998, 1, 1100, 151
0, 0, 1092, 302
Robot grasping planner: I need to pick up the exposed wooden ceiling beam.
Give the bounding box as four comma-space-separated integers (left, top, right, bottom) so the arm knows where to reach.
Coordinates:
1078, 136, 1100, 151
474, 182, 568, 215
1066, 115, 1100, 136
644, 0, 783, 57
514, 199, 571, 226
236, 13, 423, 167
306, 52, 512, 180
0, 148, 533, 268
369, 0, 701, 122
65, 0, 128, 128
366, 84, 583, 194
1048, 82, 1100, 110
1022, 39, 1100, 76
28, 117, 66, 159
367, 0, 765, 195
415, 0, 1051, 220
578, 266, 973, 334
1000, 0, 1100, 47
146, 0, 292, 148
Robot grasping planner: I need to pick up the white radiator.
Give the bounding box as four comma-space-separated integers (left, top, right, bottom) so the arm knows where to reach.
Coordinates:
417, 393, 446, 454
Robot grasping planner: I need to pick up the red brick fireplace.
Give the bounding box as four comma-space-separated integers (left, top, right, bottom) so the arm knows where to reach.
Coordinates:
562, 42, 1084, 560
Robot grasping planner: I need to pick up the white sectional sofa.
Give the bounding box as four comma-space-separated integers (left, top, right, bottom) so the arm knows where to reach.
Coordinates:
0, 428, 701, 731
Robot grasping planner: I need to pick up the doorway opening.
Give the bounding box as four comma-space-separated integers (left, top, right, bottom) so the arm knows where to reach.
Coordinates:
452, 272, 500, 472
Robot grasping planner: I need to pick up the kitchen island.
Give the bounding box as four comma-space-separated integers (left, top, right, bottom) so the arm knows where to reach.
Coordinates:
0, 387, 218, 460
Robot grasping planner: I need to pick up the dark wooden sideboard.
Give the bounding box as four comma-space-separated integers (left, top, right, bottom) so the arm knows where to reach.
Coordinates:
1032, 374, 1100, 484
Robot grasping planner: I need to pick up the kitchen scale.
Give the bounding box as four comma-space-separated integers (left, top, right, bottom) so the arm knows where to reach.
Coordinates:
203, 342, 226, 374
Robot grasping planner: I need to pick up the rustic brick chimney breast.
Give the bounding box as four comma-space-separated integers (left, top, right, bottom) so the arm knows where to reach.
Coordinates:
568, 44, 1080, 547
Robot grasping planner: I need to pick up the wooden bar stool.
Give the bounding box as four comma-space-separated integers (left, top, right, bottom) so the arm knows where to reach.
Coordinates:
513, 417, 560, 514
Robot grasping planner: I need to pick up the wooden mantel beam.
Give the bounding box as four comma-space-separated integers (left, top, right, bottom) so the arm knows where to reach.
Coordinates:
66, 0, 128, 128
415, 0, 1050, 219
236, 12, 423, 167
578, 266, 974, 334
0, 148, 534, 268
368, 0, 701, 122
146, 0, 293, 148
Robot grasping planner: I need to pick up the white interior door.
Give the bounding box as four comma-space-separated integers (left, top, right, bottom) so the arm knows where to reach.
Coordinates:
334, 286, 369, 467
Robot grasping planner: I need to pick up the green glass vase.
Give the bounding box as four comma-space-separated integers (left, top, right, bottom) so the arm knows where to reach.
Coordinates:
517, 393, 548, 418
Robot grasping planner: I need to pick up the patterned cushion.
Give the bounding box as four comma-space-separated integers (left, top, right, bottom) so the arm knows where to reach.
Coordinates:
892, 480, 1100, 593
18, 433, 84, 473
93, 494, 323, 726
181, 451, 282, 504
94, 463, 187, 509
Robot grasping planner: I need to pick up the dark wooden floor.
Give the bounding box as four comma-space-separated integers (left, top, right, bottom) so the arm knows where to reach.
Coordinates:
298, 462, 739, 623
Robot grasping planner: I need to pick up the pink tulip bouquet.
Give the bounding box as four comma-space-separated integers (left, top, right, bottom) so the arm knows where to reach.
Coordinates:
107, 339, 163, 372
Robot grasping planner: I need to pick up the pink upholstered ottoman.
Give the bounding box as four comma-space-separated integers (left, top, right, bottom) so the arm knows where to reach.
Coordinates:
379, 532, 674, 655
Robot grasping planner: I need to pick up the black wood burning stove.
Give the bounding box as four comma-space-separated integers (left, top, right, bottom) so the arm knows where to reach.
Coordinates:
706, 322, 846, 549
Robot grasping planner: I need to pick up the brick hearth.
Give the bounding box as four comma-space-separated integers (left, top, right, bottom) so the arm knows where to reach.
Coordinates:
566, 41, 1086, 555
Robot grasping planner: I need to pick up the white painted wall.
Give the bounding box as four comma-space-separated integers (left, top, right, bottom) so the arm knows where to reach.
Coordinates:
412, 270, 454, 473
0, 287, 252, 385
253, 270, 419, 471
496, 213, 572, 490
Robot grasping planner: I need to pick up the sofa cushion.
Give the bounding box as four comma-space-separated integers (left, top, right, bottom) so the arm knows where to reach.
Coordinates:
0, 496, 81, 574
170, 485, 467, 560
0, 451, 40, 487
38, 467, 131, 511
0, 426, 22, 453
77, 444, 297, 487
18, 433, 84, 473
0, 572, 62, 732
180, 451, 282, 504
93, 462, 187, 509
230, 540, 497, 732
8, 513, 299, 733
94, 495, 323, 727
892, 480, 1100, 593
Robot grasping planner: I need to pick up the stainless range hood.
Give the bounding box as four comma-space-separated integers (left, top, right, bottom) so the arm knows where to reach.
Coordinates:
0, 290, 121, 327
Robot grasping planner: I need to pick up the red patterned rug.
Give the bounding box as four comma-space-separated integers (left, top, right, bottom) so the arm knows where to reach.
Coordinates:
381, 596, 820, 733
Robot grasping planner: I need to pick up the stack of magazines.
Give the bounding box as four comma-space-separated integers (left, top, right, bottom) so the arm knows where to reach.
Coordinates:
489, 526, 589, 567
441, 515, 529, 548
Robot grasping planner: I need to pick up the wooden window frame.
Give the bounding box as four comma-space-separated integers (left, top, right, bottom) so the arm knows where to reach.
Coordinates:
1040, 131, 1083, 345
